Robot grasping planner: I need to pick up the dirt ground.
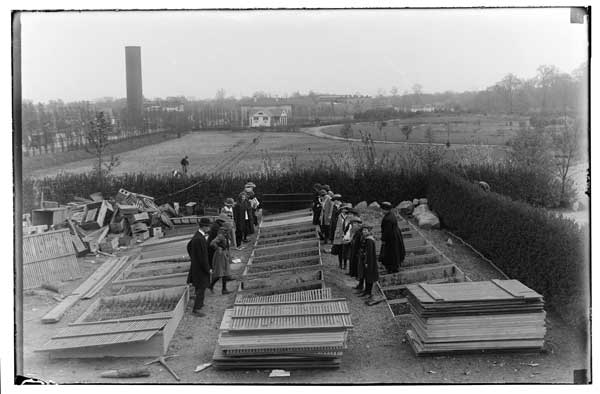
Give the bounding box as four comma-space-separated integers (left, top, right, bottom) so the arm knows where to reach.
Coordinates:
22, 212, 589, 384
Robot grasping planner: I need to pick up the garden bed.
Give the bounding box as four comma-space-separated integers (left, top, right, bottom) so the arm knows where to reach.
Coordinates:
251, 248, 320, 264
245, 258, 321, 275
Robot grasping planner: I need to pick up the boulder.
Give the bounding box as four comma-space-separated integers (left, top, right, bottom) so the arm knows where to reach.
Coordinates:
397, 201, 414, 216
413, 204, 429, 216
355, 201, 368, 210
419, 198, 428, 205
417, 210, 440, 229
368, 202, 380, 209
412, 199, 420, 206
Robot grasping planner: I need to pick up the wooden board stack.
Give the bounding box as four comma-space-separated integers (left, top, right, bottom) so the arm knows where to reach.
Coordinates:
404, 280, 546, 355
213, 288, 352, 369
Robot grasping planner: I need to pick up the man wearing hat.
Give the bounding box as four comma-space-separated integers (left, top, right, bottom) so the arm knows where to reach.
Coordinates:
186, 217, 213, 316
379, 201, 406, 274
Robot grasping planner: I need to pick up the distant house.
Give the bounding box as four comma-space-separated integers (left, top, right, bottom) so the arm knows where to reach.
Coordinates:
249, 108, 288, 128
410, 104, 435, 113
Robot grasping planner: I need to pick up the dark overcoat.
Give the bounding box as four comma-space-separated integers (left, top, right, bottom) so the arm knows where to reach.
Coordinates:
363, 236, 379, 283
380, 210, 406, 272
233, 201, 252, 233
186, 231, 211, 289
207, 222, 220, 266
312, 195, 322, 225
349, 230, 363, 278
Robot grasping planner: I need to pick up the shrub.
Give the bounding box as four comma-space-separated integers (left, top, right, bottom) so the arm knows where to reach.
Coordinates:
23, 167, 428, 213
428, 170, 589, 333
454, 162, 576, 208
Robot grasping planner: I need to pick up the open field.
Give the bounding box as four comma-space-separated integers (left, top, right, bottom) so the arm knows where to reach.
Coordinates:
26, 129, 508, 179
321, 114, 528, 145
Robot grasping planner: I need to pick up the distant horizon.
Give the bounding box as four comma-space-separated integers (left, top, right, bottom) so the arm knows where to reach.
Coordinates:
21, 59, 586, 105
20, 8, 588, 103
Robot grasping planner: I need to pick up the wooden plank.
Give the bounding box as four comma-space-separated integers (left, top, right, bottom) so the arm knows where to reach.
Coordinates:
41, 295, 81, 324
419, 283, 444, 301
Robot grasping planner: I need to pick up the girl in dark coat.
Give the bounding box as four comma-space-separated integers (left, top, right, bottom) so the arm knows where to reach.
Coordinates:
379, 202, 406, 274
209, 226, 232, 294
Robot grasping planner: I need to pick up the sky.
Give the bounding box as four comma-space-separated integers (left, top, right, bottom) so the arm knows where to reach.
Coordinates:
19, 8, 589, 103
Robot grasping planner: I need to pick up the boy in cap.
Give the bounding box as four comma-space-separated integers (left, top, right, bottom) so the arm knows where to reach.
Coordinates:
358, 224, 379, 299
379, 201, 406, 274
186, 217, 213, 316
331, 203, 350, 267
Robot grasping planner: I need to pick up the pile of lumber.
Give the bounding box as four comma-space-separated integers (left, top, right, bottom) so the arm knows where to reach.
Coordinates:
405, 280, 546, 355
213, 288, 352, 369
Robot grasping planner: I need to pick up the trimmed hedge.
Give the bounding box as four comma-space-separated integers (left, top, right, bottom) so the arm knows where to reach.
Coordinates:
428, 170, 589, 332
22, 168, 428, 214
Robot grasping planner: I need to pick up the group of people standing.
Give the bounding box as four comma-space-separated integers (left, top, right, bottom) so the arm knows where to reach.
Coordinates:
312, 184, 406, 301
186, 182, 261, 317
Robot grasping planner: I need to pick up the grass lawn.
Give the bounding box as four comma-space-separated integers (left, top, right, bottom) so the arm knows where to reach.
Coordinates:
26, 129, 510, 179
321, 114, 528, 145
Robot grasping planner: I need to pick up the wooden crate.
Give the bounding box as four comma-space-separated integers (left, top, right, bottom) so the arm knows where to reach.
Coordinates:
23, 229, 81, 289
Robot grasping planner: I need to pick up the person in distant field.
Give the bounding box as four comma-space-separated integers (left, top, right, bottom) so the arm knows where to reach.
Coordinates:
186, 217, 213, 317
220, 198, 236, 247
233, 192, 252, 246
359, 225, 379, 300
477, 180, 491, 192
320, 189, 334, 244
180, 156, 189, 175
209, 225, 232, 295
379, 201, 406, 274
331, 203, 350, 268
312, 183, 323, 226
328, 194, 343, 244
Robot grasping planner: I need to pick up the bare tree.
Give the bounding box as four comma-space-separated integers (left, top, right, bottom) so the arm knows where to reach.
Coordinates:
498, 73, 522, 114
86, 112, 120, 185
536, 65, 559, 113
412, 84, 423, 105
340, 122, 353, 139
552, 119, 581, 206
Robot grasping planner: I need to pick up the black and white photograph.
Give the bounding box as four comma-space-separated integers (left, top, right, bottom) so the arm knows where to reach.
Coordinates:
5, 1, 594, 388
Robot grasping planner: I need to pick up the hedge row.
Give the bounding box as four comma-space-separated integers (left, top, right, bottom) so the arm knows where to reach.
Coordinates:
454, 163, 576, 208
22, 168, 428, 214
428, 170, 589, 333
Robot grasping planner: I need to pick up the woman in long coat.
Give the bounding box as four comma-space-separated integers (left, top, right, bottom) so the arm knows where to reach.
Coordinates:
379, 202, 405, 274
209, 226, 232, 294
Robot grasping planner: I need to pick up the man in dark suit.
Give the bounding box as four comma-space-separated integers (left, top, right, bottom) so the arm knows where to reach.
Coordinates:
379, 201, 406, 274
186, 217, 213, 317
